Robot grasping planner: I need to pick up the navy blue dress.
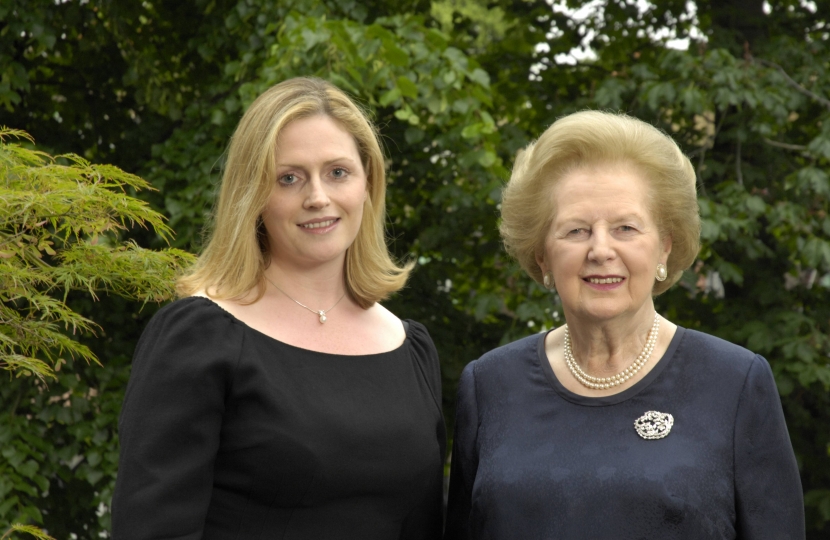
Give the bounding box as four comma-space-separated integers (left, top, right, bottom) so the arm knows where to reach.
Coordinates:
445, 326, 804, 539
112, 297, 445, 539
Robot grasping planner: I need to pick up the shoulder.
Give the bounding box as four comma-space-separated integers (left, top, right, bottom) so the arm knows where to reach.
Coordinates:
402, 319, 443, 407
125, 297, 246, 413
145, 296, 241, 333
472, 332, 542, 373
459, 332, 543, 388
368, 302, 407, 345
676, 328, 769, 382
678, 329, 758, 363
135, 297, 245, 366
404, 319, 439, 364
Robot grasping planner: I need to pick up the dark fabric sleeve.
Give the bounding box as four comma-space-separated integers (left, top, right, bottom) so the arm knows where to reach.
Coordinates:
734, 355, 805, 539
401, 320, 447, 540
444, 361, 479, 540
111, 299, 244, 540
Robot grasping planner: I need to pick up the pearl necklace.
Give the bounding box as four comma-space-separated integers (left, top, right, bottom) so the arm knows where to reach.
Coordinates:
264, 276, 346, 324
563, 313, 660, 390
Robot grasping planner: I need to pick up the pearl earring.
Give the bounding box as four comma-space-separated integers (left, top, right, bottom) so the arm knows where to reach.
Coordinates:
543, 272, 554, 290
656, 263, 668, 282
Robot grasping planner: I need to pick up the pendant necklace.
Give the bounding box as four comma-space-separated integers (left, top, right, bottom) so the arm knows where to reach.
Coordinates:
264, 275, 346, 324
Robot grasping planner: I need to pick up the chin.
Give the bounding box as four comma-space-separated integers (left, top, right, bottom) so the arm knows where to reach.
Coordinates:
304, 248, 350, 265
577, 302, 635, 322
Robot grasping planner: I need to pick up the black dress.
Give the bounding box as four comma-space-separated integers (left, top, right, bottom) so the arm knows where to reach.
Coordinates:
112, 297, 445, 540
445, 326, 804, 539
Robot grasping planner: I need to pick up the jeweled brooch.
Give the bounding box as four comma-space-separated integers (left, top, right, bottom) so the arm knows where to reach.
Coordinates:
634, 410, 674, 440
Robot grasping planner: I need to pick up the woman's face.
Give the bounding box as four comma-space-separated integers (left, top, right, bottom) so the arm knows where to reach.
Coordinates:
262, 114, 367, 271
537, 162, 671, 324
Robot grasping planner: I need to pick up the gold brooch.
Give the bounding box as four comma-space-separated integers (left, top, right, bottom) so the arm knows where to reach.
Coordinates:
634, 411, 674, 440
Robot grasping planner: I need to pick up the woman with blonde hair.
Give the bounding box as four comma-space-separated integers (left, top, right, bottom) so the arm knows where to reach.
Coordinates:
113, 77, 445, 539
445, 110, 803, 539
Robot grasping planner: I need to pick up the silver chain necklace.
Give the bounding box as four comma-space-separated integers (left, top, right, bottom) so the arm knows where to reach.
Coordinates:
563, 313, 660, 390
264, 275, 346, 324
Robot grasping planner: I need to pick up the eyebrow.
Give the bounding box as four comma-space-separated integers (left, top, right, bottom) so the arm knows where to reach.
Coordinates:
556, 212, 646, 225
610, 213, 645, 222
275, 157, 359, 169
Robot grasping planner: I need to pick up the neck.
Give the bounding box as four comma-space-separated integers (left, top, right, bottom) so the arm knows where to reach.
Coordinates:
264, 259, 348, 308
564, 304, 657, 376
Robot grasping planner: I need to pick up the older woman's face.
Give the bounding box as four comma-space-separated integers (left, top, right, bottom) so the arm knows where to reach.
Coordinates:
537, 163, 671, 324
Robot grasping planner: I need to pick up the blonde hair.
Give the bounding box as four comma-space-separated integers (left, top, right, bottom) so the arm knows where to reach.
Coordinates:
177, 77, 412, 307
500, 110, 700, 295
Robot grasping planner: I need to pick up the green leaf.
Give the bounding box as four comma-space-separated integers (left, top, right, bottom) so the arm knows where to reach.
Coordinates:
9, 523, 56, 540
394, 108, 412, 121
468, 68, 490, 87
0, 495, 18, 516
477, 150, 497, 168
383, 41, 409, 67
461, 123, 481, 139
211, 109, 226, 126
379, 87, 402, 107
797, 167, 830, 196
16, 459, 38, 479
396, 75, 418, 99
404, 127, 424, 144
745, 195, 766, 215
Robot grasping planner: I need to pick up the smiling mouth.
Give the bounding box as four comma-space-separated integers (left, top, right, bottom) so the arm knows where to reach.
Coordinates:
300, 219, 338, 229
585, 277, 623, 284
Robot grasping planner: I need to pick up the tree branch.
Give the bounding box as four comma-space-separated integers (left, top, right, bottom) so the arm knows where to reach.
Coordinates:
735, 136, 743, 186
763, 138, 808, 151
756, 58, 830, 111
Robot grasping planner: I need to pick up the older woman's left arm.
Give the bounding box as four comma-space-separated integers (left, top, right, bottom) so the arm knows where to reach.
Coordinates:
734, 355, 805, 539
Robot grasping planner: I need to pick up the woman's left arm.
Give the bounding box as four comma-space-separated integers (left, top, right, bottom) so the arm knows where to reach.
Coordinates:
400, 320, 446, 540
734, 355, 805, 539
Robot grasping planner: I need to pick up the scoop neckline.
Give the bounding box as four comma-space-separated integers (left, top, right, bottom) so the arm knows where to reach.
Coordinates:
185, 296, 411, 359
536, 325, 686, 406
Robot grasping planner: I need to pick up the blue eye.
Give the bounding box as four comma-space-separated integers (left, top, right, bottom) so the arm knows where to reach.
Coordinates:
331, 167, 348, 179
562, 228, 590, 240
278, 174, 298, 186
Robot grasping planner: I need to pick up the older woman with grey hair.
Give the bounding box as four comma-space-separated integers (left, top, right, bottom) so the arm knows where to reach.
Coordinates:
445, 110, 803, 539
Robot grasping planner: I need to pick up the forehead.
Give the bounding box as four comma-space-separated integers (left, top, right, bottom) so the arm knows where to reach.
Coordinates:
551, 162, 655, 223
275, 115, 360, 159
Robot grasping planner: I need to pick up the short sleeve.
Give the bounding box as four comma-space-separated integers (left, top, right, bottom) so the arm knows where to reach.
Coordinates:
734, 355, 805, 539
111, 298, 244, 540
444, 360, 479, 540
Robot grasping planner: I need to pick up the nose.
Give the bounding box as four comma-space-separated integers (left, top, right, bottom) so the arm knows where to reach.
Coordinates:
587, 228, 616, 263
303, 176, 330, 209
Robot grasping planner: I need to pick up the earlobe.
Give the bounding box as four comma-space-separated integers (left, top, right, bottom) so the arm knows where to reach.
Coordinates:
535, 249, 547, 272
662, 235, 673, 258
535, 253, 551, 288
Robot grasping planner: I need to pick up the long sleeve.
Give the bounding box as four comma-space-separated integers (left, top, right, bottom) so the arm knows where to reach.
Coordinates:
406, 320, 447, 461
734, 355, 805, 539
111, 299, 244, 539
444, 361, 479, 540
400, 320, 447, 540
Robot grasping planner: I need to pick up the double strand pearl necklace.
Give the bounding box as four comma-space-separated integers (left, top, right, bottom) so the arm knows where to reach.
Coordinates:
563, 313, 660, 390
264, 276, 346, 324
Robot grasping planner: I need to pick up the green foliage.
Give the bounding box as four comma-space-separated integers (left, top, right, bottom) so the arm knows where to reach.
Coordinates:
0, 128, 194, 381
0, 129, 194, 534
1, 523, 55, 540
0, 0, 828, 537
